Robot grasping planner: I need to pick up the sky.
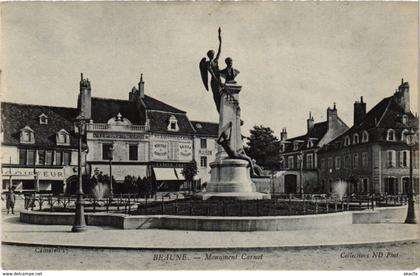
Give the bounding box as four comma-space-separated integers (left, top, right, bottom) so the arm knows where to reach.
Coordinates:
1, 2, 418, 139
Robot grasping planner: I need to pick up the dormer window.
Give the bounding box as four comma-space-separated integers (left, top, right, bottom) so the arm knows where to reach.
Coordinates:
307, 140, 313, 148
362, 131, 369, 143
353, 133, 359, 144
280, 143, 285, 153
167, 115, 179, 132
402, 114, 408, 125
344, 136, 351, 146
386, 129, 396, 141
401, 129, 409, 143
39, 113, 48, 125
293, 142, 299, 151
20, 126, 35, 144
56, 129, 70, 146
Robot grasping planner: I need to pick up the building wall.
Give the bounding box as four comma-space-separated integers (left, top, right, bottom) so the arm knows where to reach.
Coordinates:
193, 136, 217, 184
1, 145, 19, 164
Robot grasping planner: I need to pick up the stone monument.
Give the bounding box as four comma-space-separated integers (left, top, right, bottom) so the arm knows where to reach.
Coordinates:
197, 28, 270, 200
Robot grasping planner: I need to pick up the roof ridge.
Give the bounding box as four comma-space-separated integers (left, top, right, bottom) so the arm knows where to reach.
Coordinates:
1, 101, 76, 110
91, 96, 130, 102
144, 95, 186, 113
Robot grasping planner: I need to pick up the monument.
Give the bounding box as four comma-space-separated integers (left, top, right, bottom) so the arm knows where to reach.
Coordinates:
197, 28, 270, 200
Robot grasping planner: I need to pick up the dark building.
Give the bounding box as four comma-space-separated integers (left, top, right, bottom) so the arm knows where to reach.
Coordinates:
278, 105, 349, 194
318, 80, 419, 195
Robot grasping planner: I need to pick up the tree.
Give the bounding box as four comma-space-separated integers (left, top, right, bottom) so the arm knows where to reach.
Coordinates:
245, 125, 280, 171
181, 161, 198, 193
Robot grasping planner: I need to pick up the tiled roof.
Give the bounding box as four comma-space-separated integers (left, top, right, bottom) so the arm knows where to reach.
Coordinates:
191, 121, 219, 137
143, 95, 186, 113
322, 95, 418, 150
282, 121, 328, 152
1, 102, 79, 148
147, 111, 195, 135
91, 97, 145, 125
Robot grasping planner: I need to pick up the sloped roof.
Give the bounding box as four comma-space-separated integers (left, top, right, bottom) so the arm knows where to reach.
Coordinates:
143, 95, 186, 113
147, 111, 195, 135
1, 102, 79, 148
91, 97, 145, 124
322, 95, 418, 150
282, 121, 328, 152
191, 121, 219, 137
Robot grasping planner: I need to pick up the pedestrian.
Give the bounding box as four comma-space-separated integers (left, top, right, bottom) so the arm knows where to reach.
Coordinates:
6, 187, 16, 215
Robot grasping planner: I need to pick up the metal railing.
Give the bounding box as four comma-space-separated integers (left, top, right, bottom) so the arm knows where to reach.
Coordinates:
86, 123, 149, 132
22, 192, 415, 217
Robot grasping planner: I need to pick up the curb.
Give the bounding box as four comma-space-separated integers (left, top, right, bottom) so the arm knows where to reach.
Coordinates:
2, 238, 418, 251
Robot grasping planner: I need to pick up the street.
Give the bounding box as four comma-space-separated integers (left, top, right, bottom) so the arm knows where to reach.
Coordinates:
2, 242, 419, 270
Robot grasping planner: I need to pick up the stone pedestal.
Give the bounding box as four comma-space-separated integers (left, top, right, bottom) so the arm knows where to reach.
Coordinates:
197, 159, 270, 200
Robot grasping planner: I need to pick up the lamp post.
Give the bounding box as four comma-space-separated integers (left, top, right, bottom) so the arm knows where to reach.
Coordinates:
72, 115, 87, 232
298, 151, 303, 197
405, 128, 417, 224
108, 143, 114, 198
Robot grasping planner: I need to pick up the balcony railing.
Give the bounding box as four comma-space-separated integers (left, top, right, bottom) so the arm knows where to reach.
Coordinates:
87, 123, 149, 132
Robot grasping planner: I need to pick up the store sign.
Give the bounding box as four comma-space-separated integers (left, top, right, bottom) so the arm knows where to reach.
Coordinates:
93, 132, 146, 140
178, 142, 192, 160
199, 149, 213, 155
152, 142, 168, 160
2, 167, 65, 180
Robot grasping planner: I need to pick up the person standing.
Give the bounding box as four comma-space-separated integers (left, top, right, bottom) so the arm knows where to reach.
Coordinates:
6, 187, 16, 215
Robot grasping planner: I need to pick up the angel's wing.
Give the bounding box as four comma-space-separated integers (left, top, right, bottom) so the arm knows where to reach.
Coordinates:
199, 57, 209, 91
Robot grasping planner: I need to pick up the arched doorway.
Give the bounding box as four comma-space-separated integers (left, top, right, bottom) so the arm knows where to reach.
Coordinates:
284, 174, 297, 194
65, 175, 78, 195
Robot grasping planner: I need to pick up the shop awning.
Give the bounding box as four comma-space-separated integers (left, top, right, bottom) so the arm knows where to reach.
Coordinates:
174, 168, 185, 181
154, 168, 184, 181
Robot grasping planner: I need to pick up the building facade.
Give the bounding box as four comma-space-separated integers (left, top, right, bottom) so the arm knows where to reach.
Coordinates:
1, 103, 80, 194
318, 80, 419, 195
278, 105, 349, 194
1, 74, 219, 194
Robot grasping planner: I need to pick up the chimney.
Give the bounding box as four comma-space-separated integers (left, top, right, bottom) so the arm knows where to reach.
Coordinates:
77, 73, 91, 120
394, 78, 410, 113
353, 96, 366, 126
138, 73, 145, 99
327, 103, 338, 128
129, 86, 138, 102
307, 112, 314, 133
280, 128, 287, 141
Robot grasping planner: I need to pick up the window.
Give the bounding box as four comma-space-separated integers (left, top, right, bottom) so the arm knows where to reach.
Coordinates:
387, 129, 396, 141
45, 151, 54, 165
293, 142, 299, 151
56, 129, 70, 146
20, 126, 35, 144
362, 152, 368, 168
167, 115, 179, 131
200, 138, 207, 149
129, 144, 138, 161
400, 150, 409, 167
353, 153, 359, 169
345, 155, 350, 169
306, 153, 314, 169
402, 114, 408, 125
55, 151, 62, 165
387, 150, 396, 168
280, 143, 285, 152
38, 150, 45, 165
401, 129, 409, 143
335, 156, 341, 170
307, 140, 313, 148
353, 133, 359, 144
200, 156, 207, 168
362, 131, 369, 143
39, 113, 48, 125
19, 149, 27, 165
344, 136, 351, 146
102, 144, 113, 160
320, 159, 326, 170
63, 151, 71, 165
288, 156, 294, 169
385, 177, 397, 195
328, 157, 333, 168
362, 178, 369, 194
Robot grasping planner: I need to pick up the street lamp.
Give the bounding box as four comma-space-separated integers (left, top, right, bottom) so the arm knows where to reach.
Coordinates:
108, 143, 114, 198
298, 151, 303, 197
72, 115, 88, 232
405, 128, 417, 224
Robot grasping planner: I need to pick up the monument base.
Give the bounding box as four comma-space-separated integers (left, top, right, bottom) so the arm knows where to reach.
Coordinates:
196, 159, 270, 201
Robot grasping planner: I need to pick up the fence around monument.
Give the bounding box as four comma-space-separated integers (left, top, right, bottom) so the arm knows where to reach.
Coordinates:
20, 192, 414, 217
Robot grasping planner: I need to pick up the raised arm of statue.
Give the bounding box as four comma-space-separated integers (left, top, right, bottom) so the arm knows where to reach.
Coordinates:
215, 27, 222, 61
